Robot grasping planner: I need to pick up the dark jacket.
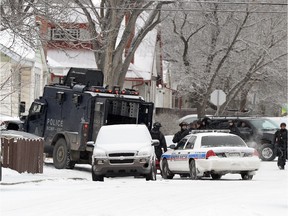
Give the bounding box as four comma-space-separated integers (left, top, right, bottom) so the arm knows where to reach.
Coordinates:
274, 129, 288, 146
172, 129, 189, 143
150, 127, 167, 160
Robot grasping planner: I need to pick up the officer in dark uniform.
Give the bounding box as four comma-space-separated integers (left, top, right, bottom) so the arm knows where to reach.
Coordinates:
150, 122, 167, 161
228, 120, 241, 137
172, 121, 189, 143
274, 122, 287, 170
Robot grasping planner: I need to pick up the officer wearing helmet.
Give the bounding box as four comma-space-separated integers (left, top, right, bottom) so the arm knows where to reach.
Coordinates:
274, 122, 287, 170
172, 121, 189, 143
150, 122, 167, 161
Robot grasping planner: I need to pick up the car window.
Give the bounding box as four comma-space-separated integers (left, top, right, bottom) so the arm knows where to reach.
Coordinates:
249, 119, 278, 130
201, 136, 246, 148
185, 136, 196, 149
176, 138, 187, 150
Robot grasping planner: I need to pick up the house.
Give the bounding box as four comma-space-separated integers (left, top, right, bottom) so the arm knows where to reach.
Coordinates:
37, 13, 175, 109
0, 43, 48, 116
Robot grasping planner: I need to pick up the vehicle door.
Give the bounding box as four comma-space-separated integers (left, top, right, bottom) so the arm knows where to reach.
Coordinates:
181, 136, 197, 172
169, 138, 188, 171
236, 120, 253, 142
138, 102, 154, 130
25, 100, 47, 137
91, 98, 106, 142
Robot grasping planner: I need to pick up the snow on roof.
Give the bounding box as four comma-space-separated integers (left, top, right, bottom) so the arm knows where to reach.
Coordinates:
47, 8, 158, 81
0, 30, 35, 60
47, 49, 97, 76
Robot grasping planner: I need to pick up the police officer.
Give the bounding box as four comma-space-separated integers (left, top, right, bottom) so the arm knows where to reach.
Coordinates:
173, 121, 189, 143
274, 122, 287, 170
228, 120, 241, 137
150, 122, 167, 161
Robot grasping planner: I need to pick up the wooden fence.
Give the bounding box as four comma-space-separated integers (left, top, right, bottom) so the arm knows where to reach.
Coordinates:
1, 138, 44, 174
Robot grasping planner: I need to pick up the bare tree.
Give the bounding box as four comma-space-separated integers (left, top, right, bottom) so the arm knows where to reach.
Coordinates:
161, 0, 287, 116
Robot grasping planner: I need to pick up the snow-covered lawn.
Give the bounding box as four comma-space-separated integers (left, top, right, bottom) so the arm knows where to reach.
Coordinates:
1, 159, 287, 216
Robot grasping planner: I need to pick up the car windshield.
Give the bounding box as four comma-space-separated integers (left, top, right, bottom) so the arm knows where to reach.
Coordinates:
96, 126, 151, 145
201, 136, 246, 148
249, 119, 278, 130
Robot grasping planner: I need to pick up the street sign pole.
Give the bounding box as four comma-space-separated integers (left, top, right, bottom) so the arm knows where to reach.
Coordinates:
210, 89, 226, 116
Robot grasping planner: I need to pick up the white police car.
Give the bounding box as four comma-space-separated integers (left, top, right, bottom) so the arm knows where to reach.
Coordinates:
160, 130, 261, 180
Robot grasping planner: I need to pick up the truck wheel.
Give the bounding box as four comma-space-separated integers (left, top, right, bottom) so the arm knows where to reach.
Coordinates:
146, 161, 157, 181
92, 166, 104, 181
189, 160, 198, 180
259, 144, 276, 161
53, 138, 70, 169
161, 159, 174, 179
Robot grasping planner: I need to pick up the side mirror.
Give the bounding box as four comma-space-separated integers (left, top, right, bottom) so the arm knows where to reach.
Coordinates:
169, 144, 176, 149
152, 139, 160, 147
86, 141, 95, 147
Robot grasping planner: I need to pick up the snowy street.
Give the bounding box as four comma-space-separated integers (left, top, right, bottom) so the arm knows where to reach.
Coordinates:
0, 159, 287, 216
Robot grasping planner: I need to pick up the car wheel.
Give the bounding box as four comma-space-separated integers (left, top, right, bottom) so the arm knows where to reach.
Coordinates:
259, 144, 276, 161
53, 138, 71, 169
241, 173, 253, 180
92, 166, 104, 181
146, 161, 157, 181
161, 159, 174, 179
211, 174, 222, 180
189, 160, 198, 180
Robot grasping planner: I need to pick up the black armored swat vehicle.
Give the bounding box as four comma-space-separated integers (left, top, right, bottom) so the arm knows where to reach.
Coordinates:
23, 68, 154, 169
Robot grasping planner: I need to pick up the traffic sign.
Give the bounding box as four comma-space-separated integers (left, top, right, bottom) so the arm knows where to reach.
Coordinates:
210, 89, 226, 106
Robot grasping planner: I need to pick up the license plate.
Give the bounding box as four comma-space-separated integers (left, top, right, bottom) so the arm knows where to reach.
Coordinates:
229, 152, 240, 157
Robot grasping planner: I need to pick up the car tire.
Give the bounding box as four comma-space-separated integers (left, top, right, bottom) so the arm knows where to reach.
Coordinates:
146, 161, 157, 181
211, 174, 222, 180
161, 159, 174, 179
53, 138, 71, 169
258, 144, 276, 161
189, 160, 198, 180
241, 173, 253, 180
92, 167, 104, 182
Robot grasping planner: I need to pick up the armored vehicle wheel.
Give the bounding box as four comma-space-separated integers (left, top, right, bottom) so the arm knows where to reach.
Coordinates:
259, 144, 276, 161
53, 138, 70, 169
146, 161, 157, 181
189, 160, 198, 180
161, 159, 174, 179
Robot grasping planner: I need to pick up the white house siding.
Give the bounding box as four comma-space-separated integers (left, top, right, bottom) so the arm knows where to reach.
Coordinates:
0, 58, 20, 117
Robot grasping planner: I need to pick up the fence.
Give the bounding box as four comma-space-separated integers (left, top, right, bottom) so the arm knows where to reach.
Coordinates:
1, 138, 44, 174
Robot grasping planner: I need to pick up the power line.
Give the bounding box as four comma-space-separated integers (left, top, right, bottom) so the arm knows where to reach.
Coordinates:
1, 3, 287, 14
152, 0, 288, 6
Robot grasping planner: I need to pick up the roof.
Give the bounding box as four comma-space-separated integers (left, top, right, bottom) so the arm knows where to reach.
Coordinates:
47, 49, 97, 76
0, 43, 34, 67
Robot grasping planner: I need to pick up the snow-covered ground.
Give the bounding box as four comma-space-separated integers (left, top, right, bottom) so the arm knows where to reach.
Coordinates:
1, 159, 287, 216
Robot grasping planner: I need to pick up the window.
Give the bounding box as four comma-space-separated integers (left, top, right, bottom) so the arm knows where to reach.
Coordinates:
51, 28, 80, 41
201, 136, 246, 148
176, 138, 187, 150
185, 136, 196, 149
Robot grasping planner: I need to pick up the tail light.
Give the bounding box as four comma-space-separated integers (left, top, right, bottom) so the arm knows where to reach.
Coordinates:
82, 123, 89, 142
206, 150, 216, 159
253, 149, 259, 157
